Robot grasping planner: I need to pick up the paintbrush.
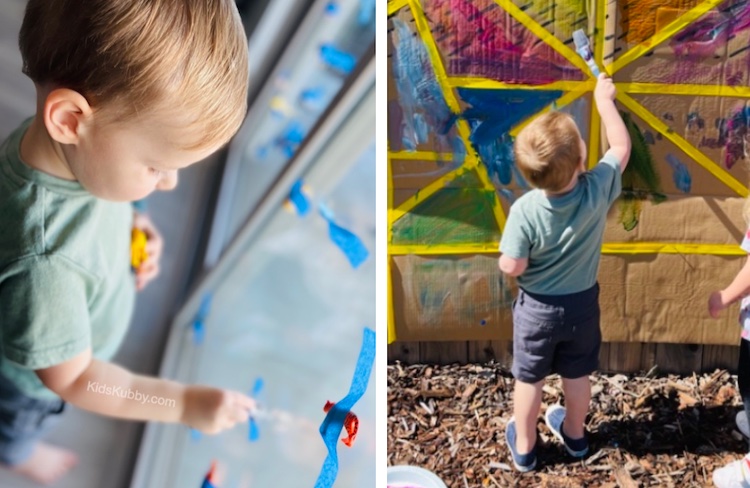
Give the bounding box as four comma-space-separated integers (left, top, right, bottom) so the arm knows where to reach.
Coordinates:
572, 30, 601, 77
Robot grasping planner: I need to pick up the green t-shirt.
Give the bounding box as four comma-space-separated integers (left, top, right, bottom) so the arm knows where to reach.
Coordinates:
0, 120, 135, 400
499, 151, 622, 295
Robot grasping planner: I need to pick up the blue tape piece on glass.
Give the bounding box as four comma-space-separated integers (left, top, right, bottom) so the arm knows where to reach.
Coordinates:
190, 428, 202, 441
358, 0, 374, 25
248, 377, 264, 442
325, 1, 339, 14
201, 479, 217, 488
318, 204, 369, 269
320, 44, 356, 74
192, 293, 212, 345
314, 327, 375, 488
288, 180, 310, 216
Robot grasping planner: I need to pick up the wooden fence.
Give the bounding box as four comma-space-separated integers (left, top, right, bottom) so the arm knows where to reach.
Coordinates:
388, 341, 741, 375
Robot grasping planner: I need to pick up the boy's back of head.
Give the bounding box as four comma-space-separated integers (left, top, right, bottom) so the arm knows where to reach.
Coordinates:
19, 0, 249, 151
513, 111, 583, 192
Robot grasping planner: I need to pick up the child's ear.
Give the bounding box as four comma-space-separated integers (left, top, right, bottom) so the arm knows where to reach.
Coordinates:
43, 88, 93, 145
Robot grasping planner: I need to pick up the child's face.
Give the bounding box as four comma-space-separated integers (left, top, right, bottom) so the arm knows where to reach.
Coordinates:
64, 111, 223, 202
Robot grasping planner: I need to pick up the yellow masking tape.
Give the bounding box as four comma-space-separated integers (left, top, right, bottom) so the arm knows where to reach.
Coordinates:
388, 0, 408, 16
390, 243, 501, 255
388, 242, 745, 256
601, 243, 746, 256
589, 96, 602, 169
387, 255, 397, 343
494, 0, 593, 77
448, 78, 589, 92
389, 151, 455, 161
617, 92, 748, 197
595, 0, 607, 75
611, 0, 724, 74
620, 82, 750, 98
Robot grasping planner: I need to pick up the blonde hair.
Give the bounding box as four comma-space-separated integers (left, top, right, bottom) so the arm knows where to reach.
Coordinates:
513, 111, 583, 192
19, 0, 249, 150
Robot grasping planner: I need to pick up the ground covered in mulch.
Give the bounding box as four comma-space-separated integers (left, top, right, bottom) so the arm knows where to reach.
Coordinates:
388, 363, 749, 487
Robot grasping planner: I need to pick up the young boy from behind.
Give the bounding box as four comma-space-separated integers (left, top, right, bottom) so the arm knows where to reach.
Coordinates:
498, 74, 631, 471
0, 0, 253, 483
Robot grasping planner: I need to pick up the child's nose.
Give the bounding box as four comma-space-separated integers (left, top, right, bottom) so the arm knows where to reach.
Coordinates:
156, 170, 178, 191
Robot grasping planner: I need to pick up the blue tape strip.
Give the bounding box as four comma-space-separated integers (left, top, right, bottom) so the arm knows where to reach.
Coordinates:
320, 44, 357, 74
248, 377, 264, 442
318, 204, 369, 269
288, 180, 310, 216
192, 293, 212, 345
314, 327, 375, 488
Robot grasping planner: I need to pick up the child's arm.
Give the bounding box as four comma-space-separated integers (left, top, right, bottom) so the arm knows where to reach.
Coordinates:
709, 255, 750, 318
36, 349, 254, 433
594, 74, 631, 173
499, 255, 528, 277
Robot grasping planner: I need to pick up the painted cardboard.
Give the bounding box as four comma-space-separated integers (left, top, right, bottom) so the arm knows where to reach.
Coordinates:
388, 0, 750, 345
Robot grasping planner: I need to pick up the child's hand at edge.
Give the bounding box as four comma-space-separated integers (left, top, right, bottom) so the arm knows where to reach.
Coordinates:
182, 386, 256, 434
708, 290, 726, 318
132, 212, 164, 290
594, 73, 616, 104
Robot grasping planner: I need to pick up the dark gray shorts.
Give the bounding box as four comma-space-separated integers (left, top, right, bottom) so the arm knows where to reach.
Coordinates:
511, 284, 601, 384
0, 371, 65, 466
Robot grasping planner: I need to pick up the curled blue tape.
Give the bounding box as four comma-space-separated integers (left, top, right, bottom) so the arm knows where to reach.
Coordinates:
314, 327, 375, 488
318, 203, 369, 269
288, 180, 310, 216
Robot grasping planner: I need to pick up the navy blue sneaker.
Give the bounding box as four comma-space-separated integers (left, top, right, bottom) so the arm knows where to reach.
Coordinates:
545, 404, 589, 457
505, 417, 537, 472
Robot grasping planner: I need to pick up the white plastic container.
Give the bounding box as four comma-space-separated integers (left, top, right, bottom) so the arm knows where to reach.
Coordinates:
387, 465, 448, 488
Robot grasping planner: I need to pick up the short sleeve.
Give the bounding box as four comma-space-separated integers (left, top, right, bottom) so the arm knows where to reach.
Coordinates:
499, 202, 531, 259
588, 150, 623, 206
0, 255, 93, 370
741, 229, 750, 253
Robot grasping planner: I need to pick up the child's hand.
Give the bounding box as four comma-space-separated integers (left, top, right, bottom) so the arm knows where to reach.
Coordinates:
132, 212, 164, 290
594, 73, 616, 104
182, 386, 256, 434
708, 291, 726, 318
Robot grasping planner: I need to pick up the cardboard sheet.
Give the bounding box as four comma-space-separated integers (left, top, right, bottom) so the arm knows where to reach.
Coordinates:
387, 0, 750, 345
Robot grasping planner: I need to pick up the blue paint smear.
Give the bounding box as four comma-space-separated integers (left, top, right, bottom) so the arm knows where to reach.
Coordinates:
288, 180, 310, 216
275, 121, 306, 158
201, 480, 217, 488
192, 293, 213, 346
358, 0, 374, 25
314, 328, 375, 488
451, 135, 466, 165
320, 44, 357, 74
190, 429, 202, 441
666, 153, 692, 193
319, 203, 369, 268
413, 113, 429, 145
392, 18, 455, 153
499, 188, 516, 204
458, 89, 561, 186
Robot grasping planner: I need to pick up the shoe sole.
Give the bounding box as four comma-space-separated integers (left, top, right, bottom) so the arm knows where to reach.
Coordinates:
545, 406, 589, 458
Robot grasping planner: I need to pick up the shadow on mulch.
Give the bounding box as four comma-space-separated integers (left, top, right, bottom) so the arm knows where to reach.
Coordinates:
539, 395, 747, 469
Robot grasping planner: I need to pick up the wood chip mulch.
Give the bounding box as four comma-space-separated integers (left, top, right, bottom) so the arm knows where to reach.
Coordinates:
387, 363, 749, 487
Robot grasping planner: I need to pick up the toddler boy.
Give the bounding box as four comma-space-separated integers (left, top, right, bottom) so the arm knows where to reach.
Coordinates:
498, 74, 631, 471
0, 0, 253, 483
